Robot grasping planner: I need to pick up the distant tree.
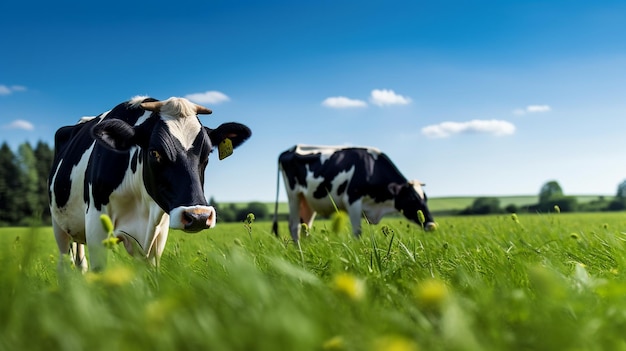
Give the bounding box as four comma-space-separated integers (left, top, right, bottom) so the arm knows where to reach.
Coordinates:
17, 143, 39, 224
607, 200, 626, 211
209, 196, 216, 204
579, 196, 611, 212
221, 204, 238, 222
236, 202, 269, 221
0, 143, 19, 225
532, 180, 577, 213
539, 180, 563, 204
549, 196, 578, 212
608, 179, 626, 211
34, 141, 54, 222
504, 204, 518, 213
460, 197, 501, 215
617, 180, 626, 199
209, 197, 237, 222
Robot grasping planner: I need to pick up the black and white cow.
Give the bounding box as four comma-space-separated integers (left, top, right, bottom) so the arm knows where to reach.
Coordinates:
272, 144, 436, 241
48, 96, 251, 271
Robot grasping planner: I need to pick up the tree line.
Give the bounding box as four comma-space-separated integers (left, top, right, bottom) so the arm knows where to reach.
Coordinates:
460, 180, 626, 215
0, 141, 54, 226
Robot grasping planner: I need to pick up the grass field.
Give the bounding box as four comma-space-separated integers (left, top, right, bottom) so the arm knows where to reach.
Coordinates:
2, 212, 626, 350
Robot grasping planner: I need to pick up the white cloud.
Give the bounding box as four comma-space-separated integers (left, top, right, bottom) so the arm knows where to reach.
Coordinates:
11, 85, 26, 92
185, 91, 230, 104
422, 119, 515, 138
0, 85, 27, 96
369, 89, 411, 106
5, 119, 35, 131
514, 105, 551, 115
527, 105, 551, 113
322, 96, 367, 108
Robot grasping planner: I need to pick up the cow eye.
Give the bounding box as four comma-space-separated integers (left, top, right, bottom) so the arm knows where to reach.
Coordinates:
149, 150, 162, 163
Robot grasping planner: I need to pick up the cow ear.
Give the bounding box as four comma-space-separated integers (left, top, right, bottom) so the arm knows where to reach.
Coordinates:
91, 120, 137, 152
206, 122, 252, 149
388, 182, 405, 196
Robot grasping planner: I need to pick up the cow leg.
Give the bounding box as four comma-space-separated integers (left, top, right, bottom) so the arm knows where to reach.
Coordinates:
52, 218, 72, 271
286, 193, 302, 242
52, 219, 88, 273
298, 193, 316, 237
71, 243, 88, 273
147, 213, 170, 267
347, 200, 364, 237
85, 212, 109, 272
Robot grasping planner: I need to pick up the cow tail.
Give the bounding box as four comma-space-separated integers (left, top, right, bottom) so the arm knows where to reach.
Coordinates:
271, 160, 281, 237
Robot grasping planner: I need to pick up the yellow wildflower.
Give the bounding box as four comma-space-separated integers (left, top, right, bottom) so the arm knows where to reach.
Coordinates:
322, 335, 345, 350
372, 335, 419, 351
333, 273, 365, 301
89, 266, 134, 287
414, 278, 449, 311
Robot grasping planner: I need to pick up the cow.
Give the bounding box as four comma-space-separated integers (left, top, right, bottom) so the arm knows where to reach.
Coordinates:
272, 144, 436, 242
48, 96, 251, 271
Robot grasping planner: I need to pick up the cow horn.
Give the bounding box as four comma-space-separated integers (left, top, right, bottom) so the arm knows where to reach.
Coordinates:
194, 104, 213, 115
141, 101, 164, 112
409, 180, 426, 186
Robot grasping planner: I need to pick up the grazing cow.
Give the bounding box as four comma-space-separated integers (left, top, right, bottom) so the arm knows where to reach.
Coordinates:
272, 144, 436, 241
48, 96, 251, 271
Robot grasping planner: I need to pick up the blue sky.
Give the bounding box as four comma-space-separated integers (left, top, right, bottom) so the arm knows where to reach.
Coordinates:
2, 0, 626, 202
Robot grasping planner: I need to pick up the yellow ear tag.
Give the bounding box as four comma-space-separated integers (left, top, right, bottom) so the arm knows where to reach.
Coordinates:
218, 138, 233, 160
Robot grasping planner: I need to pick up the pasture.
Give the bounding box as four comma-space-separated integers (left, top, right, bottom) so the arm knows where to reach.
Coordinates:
2, 212, 626, 350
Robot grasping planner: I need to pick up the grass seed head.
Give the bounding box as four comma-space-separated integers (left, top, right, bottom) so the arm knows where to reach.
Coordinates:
300, 223, 310, 237
330, 211, 349, 235
417, 210, 425, 225
100, 214, 114, 234
381, 225, 393, 237
245, 213, 255, 224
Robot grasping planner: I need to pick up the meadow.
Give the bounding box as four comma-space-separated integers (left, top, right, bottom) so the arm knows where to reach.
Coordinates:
2, 212, 626, 350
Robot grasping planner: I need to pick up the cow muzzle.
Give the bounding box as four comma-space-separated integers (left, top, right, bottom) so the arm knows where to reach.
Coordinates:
169, 205, 216, 232
424, 222, 437, 231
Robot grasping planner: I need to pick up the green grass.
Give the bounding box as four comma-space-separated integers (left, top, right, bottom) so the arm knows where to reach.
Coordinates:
3, 212, 626, 350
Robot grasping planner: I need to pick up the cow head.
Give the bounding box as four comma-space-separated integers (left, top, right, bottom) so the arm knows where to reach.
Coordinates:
389, 180, 436, 231
91, 97, 251, 232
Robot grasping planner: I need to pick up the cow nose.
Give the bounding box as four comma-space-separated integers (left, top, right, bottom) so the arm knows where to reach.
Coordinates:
424, 222, 437, 231
180, 207, 216, 232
